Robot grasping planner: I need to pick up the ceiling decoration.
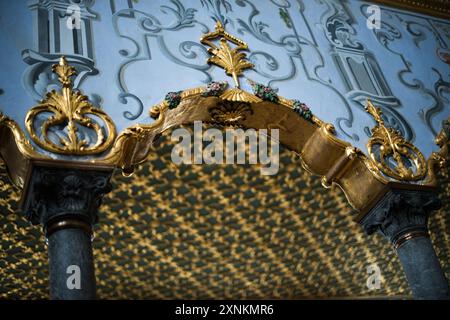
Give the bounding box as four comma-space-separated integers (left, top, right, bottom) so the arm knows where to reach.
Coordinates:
369, 0, 450, 19
0, 24, 447, 222
0, 20, 449, 299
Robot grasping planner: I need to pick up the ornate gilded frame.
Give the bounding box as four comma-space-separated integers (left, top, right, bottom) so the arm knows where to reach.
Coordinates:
0, 22, 448, 222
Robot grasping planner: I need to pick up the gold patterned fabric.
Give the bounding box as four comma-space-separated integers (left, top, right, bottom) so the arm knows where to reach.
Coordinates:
0, 125, 448, 299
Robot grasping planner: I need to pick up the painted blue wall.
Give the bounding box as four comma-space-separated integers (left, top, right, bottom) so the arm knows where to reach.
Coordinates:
0, 0, 448, 158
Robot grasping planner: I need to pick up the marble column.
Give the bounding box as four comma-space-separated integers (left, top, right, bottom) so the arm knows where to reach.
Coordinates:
21, 163, 113, 300
360, 188, 450, 299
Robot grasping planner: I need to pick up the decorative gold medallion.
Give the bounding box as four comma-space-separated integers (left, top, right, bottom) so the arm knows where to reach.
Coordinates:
365, 100, 426, 181
208, 101, 253, 125
25, 56, 116, 155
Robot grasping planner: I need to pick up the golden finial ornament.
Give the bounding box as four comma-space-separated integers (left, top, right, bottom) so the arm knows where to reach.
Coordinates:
200, 22, 260, 103
365, 100, 426, 181
25, 56, 116, 155
201, 21, 254, 89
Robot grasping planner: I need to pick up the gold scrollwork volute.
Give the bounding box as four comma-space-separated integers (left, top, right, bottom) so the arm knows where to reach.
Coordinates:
25, 56, 116, 155
365, 100, 427, 181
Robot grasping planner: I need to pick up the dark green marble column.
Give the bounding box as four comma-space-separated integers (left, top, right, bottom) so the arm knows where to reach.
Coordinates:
21, 163, 113, 300
396, 236, 449, 299
360, 189, 450, 299
47, 221, 96, 299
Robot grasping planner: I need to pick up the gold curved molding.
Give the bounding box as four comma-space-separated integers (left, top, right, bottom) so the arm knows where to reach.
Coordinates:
0, 112, 49, 187
1, 81, 441, 218
0, 77, 442, 218
424, 118, 450, 186
25, 57, 116, 155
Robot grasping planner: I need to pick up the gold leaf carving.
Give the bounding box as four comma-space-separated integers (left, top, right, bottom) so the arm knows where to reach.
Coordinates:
201, 21, 254, 88
365, 100, 426, 181
25, 56, 116, 155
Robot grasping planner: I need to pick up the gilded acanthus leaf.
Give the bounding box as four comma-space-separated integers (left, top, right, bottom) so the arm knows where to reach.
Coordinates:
208, 39, 254, 86
52, 57, 76, 87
